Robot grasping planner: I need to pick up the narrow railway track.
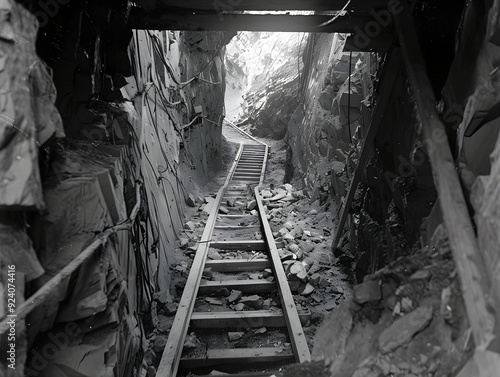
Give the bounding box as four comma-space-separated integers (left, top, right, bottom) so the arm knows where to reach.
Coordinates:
156, 123, 311, 376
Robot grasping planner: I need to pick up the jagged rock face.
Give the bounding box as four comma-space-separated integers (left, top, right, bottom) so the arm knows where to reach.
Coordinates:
224, 31, 305, 139
0, 3, 231, 374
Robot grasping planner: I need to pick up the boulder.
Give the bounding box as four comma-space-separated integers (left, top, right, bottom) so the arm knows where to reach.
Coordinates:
353, 280, 381, 304
247, 199, 257, 210
228, 289, 242, 303
240, 295, 264, 309
186, 194, 196, 207
378, 306, 434, 353
228, 332, 244, 341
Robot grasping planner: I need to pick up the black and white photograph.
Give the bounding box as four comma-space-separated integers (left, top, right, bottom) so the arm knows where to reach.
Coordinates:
0, 1, 498, 376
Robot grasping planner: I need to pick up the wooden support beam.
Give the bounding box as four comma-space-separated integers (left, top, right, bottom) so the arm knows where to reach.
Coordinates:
255, 187, 311, 363
331, 48, 403, 252
129, 9, 373, 33
199, 279, 276, 294
210, 240, 268, 251
204, 259, 271, 272
190, 309, 310, 328
344, 32, 393, 52
143, 0, 386, 12
394, 0, 494, 348
180, 347, 294, 368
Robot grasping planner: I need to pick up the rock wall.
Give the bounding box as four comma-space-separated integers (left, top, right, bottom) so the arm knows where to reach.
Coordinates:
0, 1, 231, 376
227, 32, 434, 279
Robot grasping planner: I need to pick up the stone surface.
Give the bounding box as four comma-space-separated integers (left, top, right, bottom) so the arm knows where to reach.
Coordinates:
353, 280, 381, 304
299, 283, 315, 296
206, 297, 224, 306
152, 335, 168, 353
184, 221, 196, 231
208, 248, 223, 260
239, 295, 264, 309
409, 269, 431, 281
378, 306, 434, 353
247, 199, 257, 210
228, 332, 244, 341
228, 289, 242, 303
289, 261, 308, 282
186, 194, 196, 207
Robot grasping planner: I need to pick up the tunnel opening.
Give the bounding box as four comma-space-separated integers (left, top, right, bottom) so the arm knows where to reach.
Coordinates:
1, 1, 500, 376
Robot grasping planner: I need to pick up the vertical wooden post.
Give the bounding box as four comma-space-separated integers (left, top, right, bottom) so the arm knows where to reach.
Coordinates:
394, 0, 495, 347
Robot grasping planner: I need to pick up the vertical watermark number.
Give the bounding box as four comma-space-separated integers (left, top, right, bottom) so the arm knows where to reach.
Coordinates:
6, 265, 16, 370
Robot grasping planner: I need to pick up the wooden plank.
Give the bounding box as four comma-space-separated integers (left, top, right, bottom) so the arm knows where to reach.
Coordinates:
199, 279, 276, 294
217, 214, 257, 218
232, 178, 261, 182
147, 0, 385, 12
393, 0, 494, 347
179, 347, 293, 368
156, 184, 227, 377
331, 48, 403, 252
129, 10, 373, 33
254, 188, 311, 363
234, 168, 264, 172
235, 163, 264, 167
204, 259, 271, 272
214, 225, 260, 230
232, 171, 262, 176
190, 310, 310, 328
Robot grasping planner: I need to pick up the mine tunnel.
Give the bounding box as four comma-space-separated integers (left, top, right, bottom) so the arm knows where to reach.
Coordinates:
1, 0, 500, 376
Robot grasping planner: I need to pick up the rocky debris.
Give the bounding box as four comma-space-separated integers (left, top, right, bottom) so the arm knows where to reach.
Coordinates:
228, 332, 245, 341
409, 269, 431, 281
226, 198, 236, 207
299, 283, 315, 296
214, 287, 231, 297
143, 348, 156, 365
353, 280, 381, 304
202, 268, 213, 280
152, 335, 168, 353
228, 289, 242, 303
378, 306, 434, 353
157, 315, 173, 332
239, 295, 264, 309
184, 333, 202, 349
219, 206, 229, 214
254, 327, 267, 335
233, 303, 246, 311
184, 221, 196, 231
161, 302, 178, 315
246, 199, 257, 210
206, 297, 224, 306
179, 238, 189, 249
261, 189, 273, 198
262, 268, 273, 278
186, 194, 197, 207
289, 261, 308, 282
208, 248, 223, 260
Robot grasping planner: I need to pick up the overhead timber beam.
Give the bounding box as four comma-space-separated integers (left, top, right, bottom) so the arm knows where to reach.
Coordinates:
135, 0, 387, 12
129, 9, 373, 33
394, 0, 495, 348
